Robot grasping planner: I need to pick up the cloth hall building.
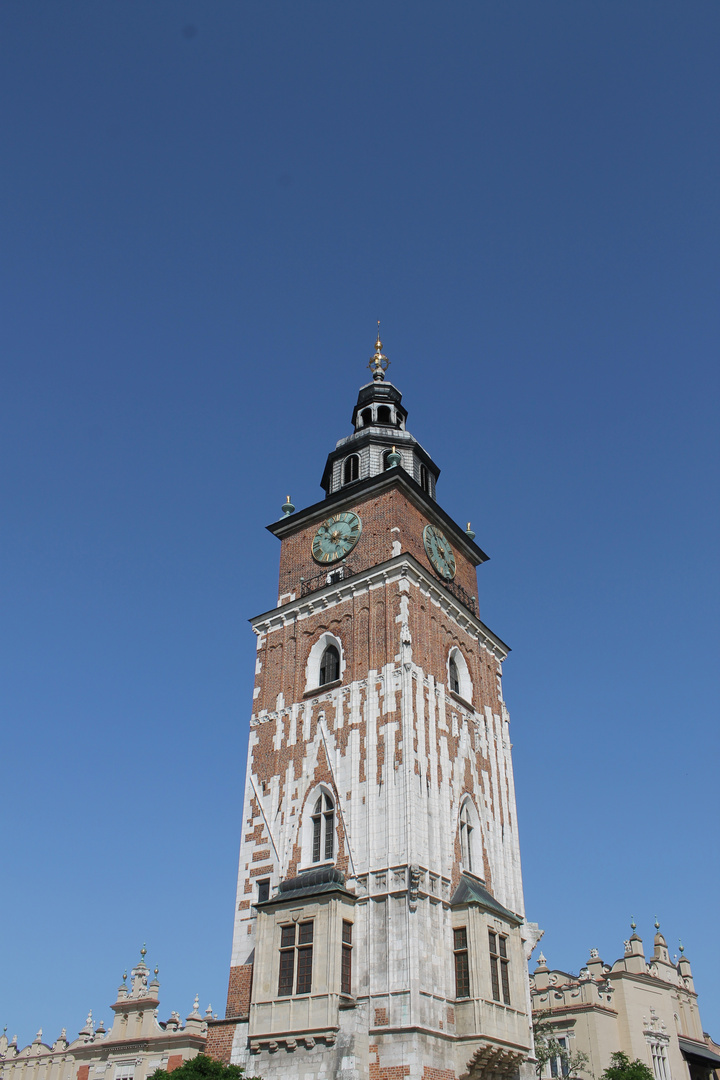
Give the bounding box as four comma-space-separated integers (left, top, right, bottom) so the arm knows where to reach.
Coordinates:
206, 336, 542, 1080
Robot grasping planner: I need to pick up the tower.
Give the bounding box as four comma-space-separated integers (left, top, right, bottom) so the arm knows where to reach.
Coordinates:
208, 335, 537, 1080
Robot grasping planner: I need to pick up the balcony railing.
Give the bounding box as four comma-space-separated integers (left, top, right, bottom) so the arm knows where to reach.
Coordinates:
440, 576, 478, 615
300, 560, 357, 598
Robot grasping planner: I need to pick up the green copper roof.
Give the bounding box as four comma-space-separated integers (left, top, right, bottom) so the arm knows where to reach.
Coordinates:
450, 873, 523, 925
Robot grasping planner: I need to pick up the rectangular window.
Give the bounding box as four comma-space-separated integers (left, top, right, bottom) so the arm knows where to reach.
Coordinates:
257, 879, 270, 903
296, 921, 314, 994
341, 920, 353, 995
488, 930, 510, 1003
454, 926, 470, 998
312, 815, 321, 862
278, 922, 314, 996
278, 924, 296, 996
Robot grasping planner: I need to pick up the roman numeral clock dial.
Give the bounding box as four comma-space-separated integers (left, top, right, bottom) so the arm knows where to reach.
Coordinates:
311, 511, 362, 564
423, 523, 456, 580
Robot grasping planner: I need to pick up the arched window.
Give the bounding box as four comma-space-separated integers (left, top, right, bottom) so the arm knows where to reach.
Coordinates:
377, 405, 392, 425
311, 791, 335, 863
420, 465, 430, 493
304, 632, 344, 694
449, 656, 460, 694
361, 408, 373, 427
447, 647, 473, 704
459, 800, 476, 873
319, 645, 340, 686
343, 454, 359, 484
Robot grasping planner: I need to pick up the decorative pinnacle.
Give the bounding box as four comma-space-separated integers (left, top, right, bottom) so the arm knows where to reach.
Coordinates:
281, 495, 295, 517
654, 916, 660, 931
140, 943, 147, 964
122, 971, 127, 983
154, 966, 159, 977
465, 522, 476, 541
368, 323, 390, 381
679, 940, 684, 954
387, 445, 401, 468
631, 917, 636, 931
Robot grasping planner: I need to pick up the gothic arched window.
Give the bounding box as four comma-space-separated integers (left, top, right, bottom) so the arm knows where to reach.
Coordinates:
420, 465, 430, 493
319, 645, 340, 686
377, 405, 392, 425
449, 656, 460, 695
459, 800, 475, 873
311, 792, 335, 863
361, 408, 373, 427
447, 647, 473, 704
343, 455, 359, 484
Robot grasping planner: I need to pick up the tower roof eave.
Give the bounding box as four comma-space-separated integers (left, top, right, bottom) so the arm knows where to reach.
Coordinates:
267, 466, 489, 567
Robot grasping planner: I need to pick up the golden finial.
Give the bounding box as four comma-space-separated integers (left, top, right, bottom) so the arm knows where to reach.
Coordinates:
368, 322, 390, 381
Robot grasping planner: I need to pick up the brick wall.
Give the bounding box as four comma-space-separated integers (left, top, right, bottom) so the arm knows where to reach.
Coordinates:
276, 486, 479, 607
205, 1020, 236, 1065
225, 963, 253, 1018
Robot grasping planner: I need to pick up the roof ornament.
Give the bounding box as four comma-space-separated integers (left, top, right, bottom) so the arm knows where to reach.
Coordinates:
368, 323, 390, 382
139, 943, 148, 966
679, 940, 684, 954
281, 495, 295, 517
465, 522, 476, 541
631, 917, 637, 931
654, 916, 660, 930
387, 446, 401, 468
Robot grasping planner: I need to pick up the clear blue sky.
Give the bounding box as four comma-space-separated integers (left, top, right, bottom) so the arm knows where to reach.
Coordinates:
1, 0, 718, 1047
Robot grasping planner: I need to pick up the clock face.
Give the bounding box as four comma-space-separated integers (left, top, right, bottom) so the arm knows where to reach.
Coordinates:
311, 511, 362, 564
423, 524, 456, 580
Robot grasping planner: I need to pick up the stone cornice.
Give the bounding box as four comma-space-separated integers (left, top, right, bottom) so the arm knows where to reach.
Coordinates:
250, 553, 510, 659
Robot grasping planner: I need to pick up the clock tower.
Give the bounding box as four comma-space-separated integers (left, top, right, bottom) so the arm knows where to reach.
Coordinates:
207, 335, 538, 1080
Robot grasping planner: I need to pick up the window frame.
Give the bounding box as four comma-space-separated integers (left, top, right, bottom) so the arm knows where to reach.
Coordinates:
319, 644, 340, 686
343, 454, 360, 485
341, 920, 353, 996
453, 926, 470, 998
310, 791, 335, 865
488, 929, 511, 1005
277, 920, 314, 997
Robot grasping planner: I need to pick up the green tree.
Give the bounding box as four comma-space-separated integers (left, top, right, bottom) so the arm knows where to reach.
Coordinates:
533, 1014, 591, 1079
148, 1055, 261, 1080
600, 1052, 655, 1080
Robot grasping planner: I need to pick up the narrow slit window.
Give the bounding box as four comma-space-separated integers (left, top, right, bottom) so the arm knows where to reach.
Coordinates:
460, 802, 474, 873
488, 930, 510, 1004
454, 927, 470, 998
296, 921, 314, 994
310, 792, 335, 863
449, 657, 460, 694
341, 920, 353, 995
278, 924, 296, 996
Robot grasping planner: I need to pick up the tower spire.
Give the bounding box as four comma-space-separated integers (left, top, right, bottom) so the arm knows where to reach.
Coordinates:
368, 322, 390, 381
